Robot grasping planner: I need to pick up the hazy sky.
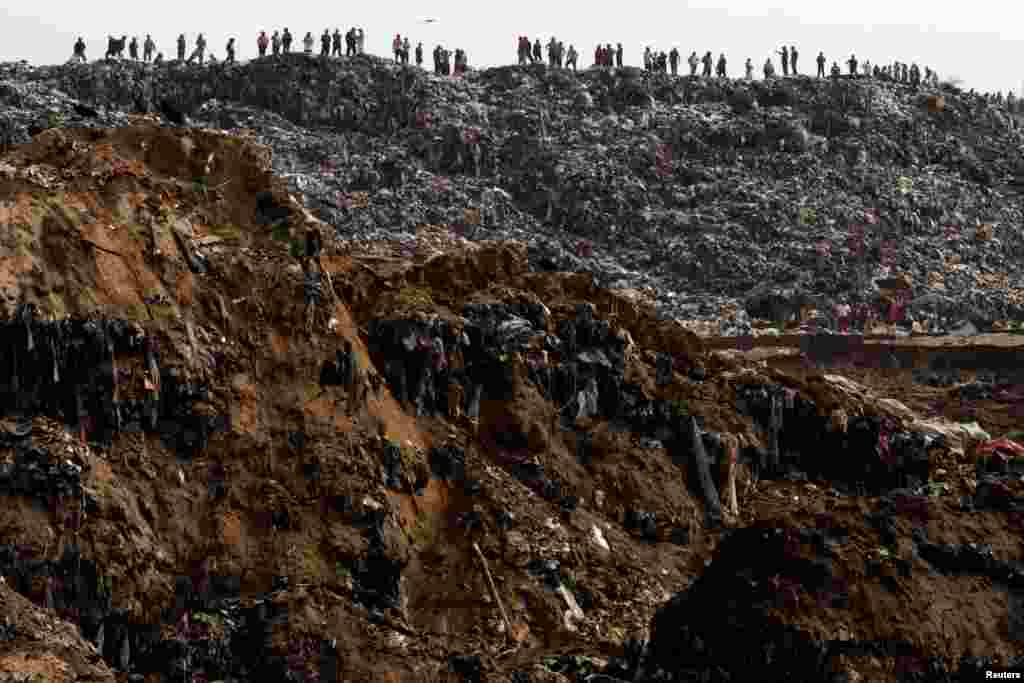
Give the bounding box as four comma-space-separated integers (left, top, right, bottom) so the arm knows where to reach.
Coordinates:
2, 0, 1022, 94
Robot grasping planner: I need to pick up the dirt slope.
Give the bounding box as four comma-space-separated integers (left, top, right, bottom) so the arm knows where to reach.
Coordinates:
0, 124, 1020, 682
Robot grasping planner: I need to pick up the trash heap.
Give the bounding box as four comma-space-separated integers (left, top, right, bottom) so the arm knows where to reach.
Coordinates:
3, 57, 1024, 335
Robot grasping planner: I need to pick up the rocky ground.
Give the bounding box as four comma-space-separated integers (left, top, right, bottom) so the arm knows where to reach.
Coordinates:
0, 58, 1021, 682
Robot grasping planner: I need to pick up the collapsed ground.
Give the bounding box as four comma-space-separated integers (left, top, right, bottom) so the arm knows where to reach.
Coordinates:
0, 124, 1020, 682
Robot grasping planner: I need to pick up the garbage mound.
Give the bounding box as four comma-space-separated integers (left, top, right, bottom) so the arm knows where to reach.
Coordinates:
0, 109, 1021, 680
2, 57, 1024, 335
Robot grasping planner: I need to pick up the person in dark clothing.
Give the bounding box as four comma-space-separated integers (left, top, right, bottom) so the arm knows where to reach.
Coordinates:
321, 29, 331, 56
847, 54, 858, 76
346, 28, 356, 56
669, 47, 679, 75
532, 38, 542, 64
271, 30, 281, 56
73, 37, 87, 62
816, 51, 825, 78
282, 28, 293, 53
257, 31, 269, 57
129, 36, 139, 60
332, 28, 342, 56
416, 42, 423, 67
790, 45, 798, 74
615, 42, 623, 67
177, 34, 186, 61
224, 37, 236, 64
778, 45, 788, 76
701, 50, 712, 77
716, 53, 727, 77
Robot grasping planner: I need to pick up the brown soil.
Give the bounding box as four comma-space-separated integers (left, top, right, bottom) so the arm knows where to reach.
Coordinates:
0, 125, 1020, 681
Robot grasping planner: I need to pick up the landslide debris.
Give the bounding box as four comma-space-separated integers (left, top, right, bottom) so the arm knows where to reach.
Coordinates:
0, 83, 1021, 682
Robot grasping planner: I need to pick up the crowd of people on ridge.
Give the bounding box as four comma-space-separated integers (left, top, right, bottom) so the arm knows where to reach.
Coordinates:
65, 33, 1021, 109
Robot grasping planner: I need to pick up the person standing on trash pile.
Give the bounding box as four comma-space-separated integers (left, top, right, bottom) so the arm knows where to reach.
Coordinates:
282, 27, 293, 53
566, 44, 577, 71
687, 50, 698, 76
816, 50, 825, 77
594, 44, 603, 67
72, 37, 87, 63
129, 36, 139, 60
303, 32, 314, 54
846, 54, 858, 76
900, 62, 908, 83
176, 33, 186, 61
790, 45, 798, 74
777, 45, 788, 76
331, 28, 342, 56
257, 31, 268, 57
401, 37, 410, 64
669, 47, 679, 75
186, 33, 206, 65
532, 38, 542, 64
701, 50, 712, 76
393, 34, 402, 62
321, 29, 331, 57
909, 63, 920, 86
861, 59, 871, 77
830, 61, 840, 78
643, 46, 652, 71
547, 36, 557, 67
716, 53, 727, 77
416, 41, 423, 67
271, 30, 281, 56
763, 57, 775, 79
745, 57, 753, 79
357, 28, 365, 54
224, 37, 236, 64
516, 36, 526, 65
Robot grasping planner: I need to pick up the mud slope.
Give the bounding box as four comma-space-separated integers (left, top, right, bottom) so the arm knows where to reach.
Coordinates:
0, 125, 1021, 682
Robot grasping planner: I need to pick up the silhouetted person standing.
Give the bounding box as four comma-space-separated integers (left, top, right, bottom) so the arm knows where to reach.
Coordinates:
790, 46, 798, 74
778, 45, 788, 76
816, 51, 825, 78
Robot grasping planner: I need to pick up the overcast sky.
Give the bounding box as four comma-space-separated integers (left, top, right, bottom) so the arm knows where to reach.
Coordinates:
2, 0, 1022, 94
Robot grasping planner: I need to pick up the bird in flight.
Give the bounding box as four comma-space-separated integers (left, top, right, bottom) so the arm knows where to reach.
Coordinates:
420, 18, 438, 23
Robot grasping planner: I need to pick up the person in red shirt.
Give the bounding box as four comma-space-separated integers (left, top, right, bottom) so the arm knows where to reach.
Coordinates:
257, 31, 269, 57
